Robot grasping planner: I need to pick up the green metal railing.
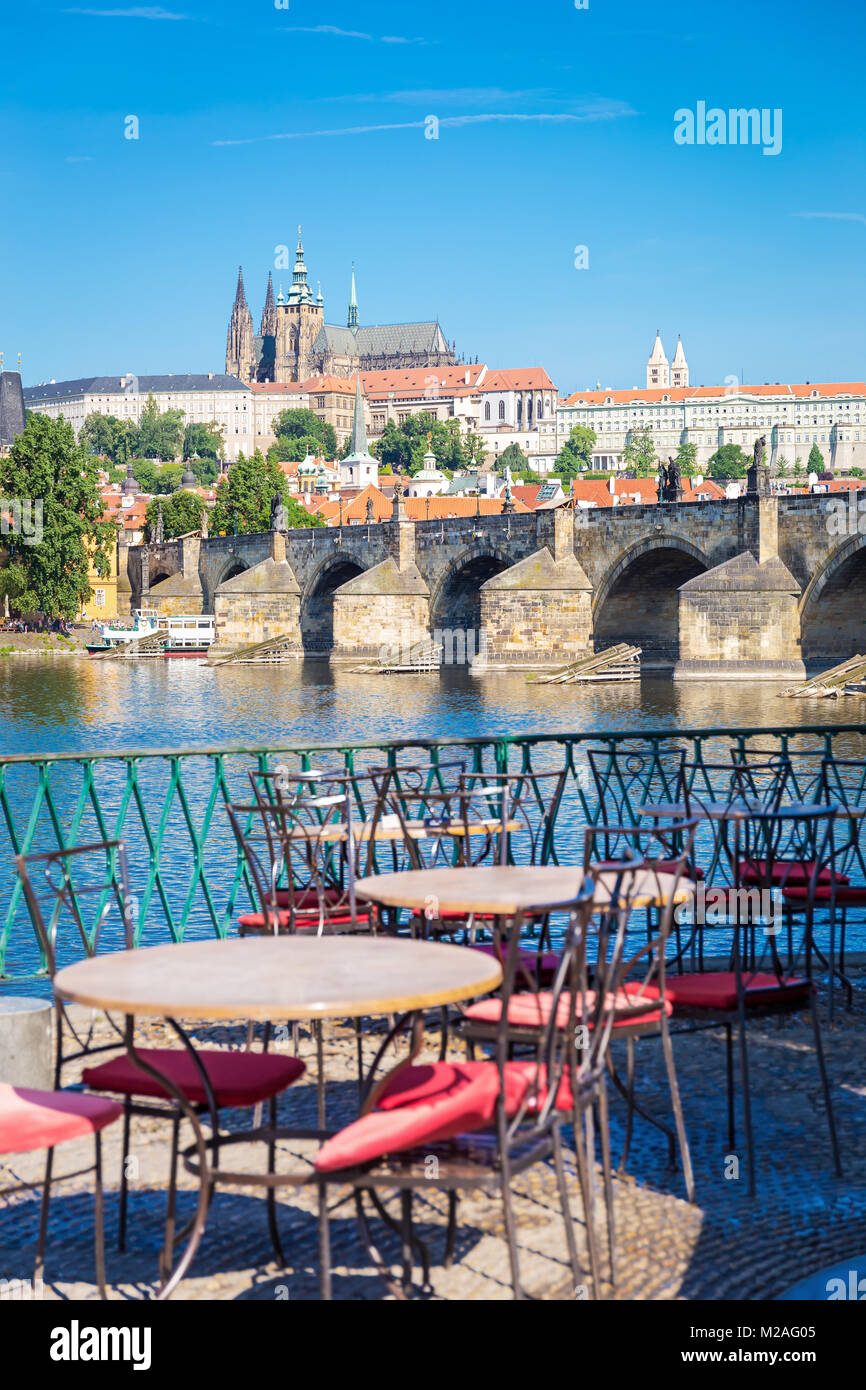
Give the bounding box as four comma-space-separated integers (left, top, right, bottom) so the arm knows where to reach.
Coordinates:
3, 721, 866, 982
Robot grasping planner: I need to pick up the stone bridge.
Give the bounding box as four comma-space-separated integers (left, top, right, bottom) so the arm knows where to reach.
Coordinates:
120, 490, 866, 676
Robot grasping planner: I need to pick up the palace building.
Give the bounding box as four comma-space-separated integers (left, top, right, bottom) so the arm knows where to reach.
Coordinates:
225, 232, 457, 385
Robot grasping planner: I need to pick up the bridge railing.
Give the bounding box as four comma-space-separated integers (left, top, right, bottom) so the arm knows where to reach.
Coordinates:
3, 721, 866, 984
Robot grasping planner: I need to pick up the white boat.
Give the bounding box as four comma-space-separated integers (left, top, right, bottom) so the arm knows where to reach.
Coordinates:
87, 609, 215, 656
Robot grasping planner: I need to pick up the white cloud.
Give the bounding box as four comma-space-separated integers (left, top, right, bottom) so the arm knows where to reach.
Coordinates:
213, 104, 636, 148
63, 6, 188, 17
793, 211, 866, 225
280, 25, 429, 44
324, 87, 546, 105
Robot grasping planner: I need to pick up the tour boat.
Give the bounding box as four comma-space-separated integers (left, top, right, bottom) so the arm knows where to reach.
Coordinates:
86, 610, 215, 657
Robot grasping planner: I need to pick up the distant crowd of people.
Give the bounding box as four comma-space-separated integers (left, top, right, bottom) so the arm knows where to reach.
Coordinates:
0, 617, 74, 635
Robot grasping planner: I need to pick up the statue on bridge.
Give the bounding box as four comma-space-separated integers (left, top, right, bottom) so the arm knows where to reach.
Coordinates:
747, 435, 771, 497
270, 490, 287, 533
657, 457, 683, 503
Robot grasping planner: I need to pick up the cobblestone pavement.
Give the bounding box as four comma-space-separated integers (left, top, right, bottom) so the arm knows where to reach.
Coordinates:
2, 971, 865, 1302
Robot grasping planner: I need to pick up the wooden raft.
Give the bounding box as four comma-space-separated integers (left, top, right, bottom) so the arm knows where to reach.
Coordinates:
529, 644, 642, 685
782, 654, 866, 698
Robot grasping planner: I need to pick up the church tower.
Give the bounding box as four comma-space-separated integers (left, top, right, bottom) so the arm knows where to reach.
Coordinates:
260, 272, 277, 338
347, 265, 359, 331
274, 229, 324, 382
646, 331, 669, 389
670, 335, 689, 388
225, 267, 256, 381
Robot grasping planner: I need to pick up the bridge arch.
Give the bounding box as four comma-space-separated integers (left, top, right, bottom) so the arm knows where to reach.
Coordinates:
799, 534, 866, 663
428, 542, 512, 643
300, 553, 367, 654
593, 536, 710, 661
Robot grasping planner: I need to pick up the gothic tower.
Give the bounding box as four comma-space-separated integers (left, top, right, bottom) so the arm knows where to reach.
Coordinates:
260, 272, 277, 338
670, 335, 689, 388
646, 330, 669, 389
225, 267, 256, 382
347, 264, 359, 331
273, 229, 324, 382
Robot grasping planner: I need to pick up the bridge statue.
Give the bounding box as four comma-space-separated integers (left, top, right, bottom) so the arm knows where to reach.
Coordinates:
270, 490, 287, 533
659, 457, 683, 503
747, 435, 771, 497
656, 461, 668, 503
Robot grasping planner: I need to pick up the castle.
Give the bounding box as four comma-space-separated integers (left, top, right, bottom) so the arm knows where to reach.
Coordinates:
646, 331, 689, 389
225, 231, 457, 384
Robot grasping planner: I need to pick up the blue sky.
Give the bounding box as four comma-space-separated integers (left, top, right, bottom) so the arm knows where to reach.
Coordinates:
1, 0, 864, 394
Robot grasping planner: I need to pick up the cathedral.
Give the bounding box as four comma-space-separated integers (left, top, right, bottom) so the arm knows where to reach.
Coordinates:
225, 231, 457, 384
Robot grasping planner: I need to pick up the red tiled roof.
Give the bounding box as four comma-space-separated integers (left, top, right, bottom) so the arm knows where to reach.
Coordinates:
562, 382, 865, 406
475, 368, 556, 393
571, 476, 727, 507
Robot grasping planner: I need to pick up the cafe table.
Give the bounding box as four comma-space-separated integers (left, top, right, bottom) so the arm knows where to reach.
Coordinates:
54, 934, 502, 1300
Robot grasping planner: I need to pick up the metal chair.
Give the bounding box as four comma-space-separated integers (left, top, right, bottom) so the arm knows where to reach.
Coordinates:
15, 839, 304, 1285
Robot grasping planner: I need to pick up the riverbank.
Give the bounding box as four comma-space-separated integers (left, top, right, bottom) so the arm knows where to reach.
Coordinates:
0, 629, 89, 655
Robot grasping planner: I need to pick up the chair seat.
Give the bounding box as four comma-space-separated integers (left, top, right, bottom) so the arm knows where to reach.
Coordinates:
739, 859, 849, 887
0, 1083, 123, 1156
664, 971, 811, 1012
782, 884, 866, 906
238, 908, 373, 933
274, 887, 341, 910
314, 1061, 532, 1174
463, 980, 669, 1030
83, 1048, 305, 1107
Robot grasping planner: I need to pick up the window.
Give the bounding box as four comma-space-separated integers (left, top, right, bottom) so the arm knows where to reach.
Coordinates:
484, 401, 491, 421
94, 589, 106, 608
498, 401, 505, 421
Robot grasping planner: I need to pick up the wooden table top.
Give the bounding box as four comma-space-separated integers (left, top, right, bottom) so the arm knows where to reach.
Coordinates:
53, 936, 503, 1022
282, 815, 520, 843
355, 864, 692, 915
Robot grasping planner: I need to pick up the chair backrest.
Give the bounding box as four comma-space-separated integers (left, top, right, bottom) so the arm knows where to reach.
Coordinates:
669, 804, 838, 980
459, 769, 568, 866
15, 839, 136, 1081
586, 746, 686, 829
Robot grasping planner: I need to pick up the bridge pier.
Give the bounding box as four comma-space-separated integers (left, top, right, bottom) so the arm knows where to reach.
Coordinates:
480, 547, 593, 666
211, 557, 302, 657
332, 558, 430, 661
674, 551, 805, 681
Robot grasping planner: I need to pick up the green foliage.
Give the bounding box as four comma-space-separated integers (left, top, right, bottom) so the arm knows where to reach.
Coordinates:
556, 424, 597, 478
267, 435, 323, 464
134, 394, 184, 462
183, 422, 223, 461
0, 415, 116, 620
272, 409, 337, 461
82, 413, 128, 461
209, 451, 323, 534
849, 467, 864, 480
621, 427, 657, 478
519, 469, 542, 483
373, 414, 478, 475
674, 438, 698, 478
496, 443, 528, 474
707, 443, 750, 480
143, 490, 206, 541
775, 454, 789, 479
793, 456, 804, 478
807, 442, 825, 474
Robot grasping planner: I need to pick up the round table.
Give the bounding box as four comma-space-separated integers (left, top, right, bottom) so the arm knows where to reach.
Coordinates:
54, 936, 502, 1300
355, 863, 693, 916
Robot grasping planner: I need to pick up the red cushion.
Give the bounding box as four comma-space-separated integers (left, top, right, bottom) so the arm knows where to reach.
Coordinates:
664, 971, 811, 1012
378, 1060, 573, 1121
470, 943, 561, 983
274, 887, 341, 909
783, 885, 866, 905
0, 1084, 122, 1156
463, 980, 669, 1030
314, 1061, 532, 1174
739, 859, 849, 886
238, 908, 372, 932
83, 1048, 305, 1107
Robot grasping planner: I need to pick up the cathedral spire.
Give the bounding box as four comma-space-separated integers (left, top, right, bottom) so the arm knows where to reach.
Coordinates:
347, 264, 359, 331
287, 226, 313, 305
234, 265, 247, 308
260, 271, 277, 337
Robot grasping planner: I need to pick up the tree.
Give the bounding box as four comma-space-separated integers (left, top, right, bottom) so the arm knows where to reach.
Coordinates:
793, 456, 804, 480
267, 435, 323, 465
272, 408, 337, 461
707, 443, 750, 481
0, 414, 116, 620
209, 451, 323, 535
807, 442, 825, 474
556, 425, 597, 478
373, 413, 474, 475
143, 490, 206, 541
133, 393, 184, 462
775, 454, 789, 479
674, 438, 698, 478
183, 422, 223, 461
622, 426, 657, 478
81, 413, 127, 461
496, 443, 528, 474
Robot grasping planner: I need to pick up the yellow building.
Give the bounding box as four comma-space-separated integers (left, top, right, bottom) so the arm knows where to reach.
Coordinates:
79, 531, 119, 623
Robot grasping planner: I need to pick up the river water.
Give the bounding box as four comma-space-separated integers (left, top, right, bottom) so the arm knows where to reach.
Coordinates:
2, 656, 865, 984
